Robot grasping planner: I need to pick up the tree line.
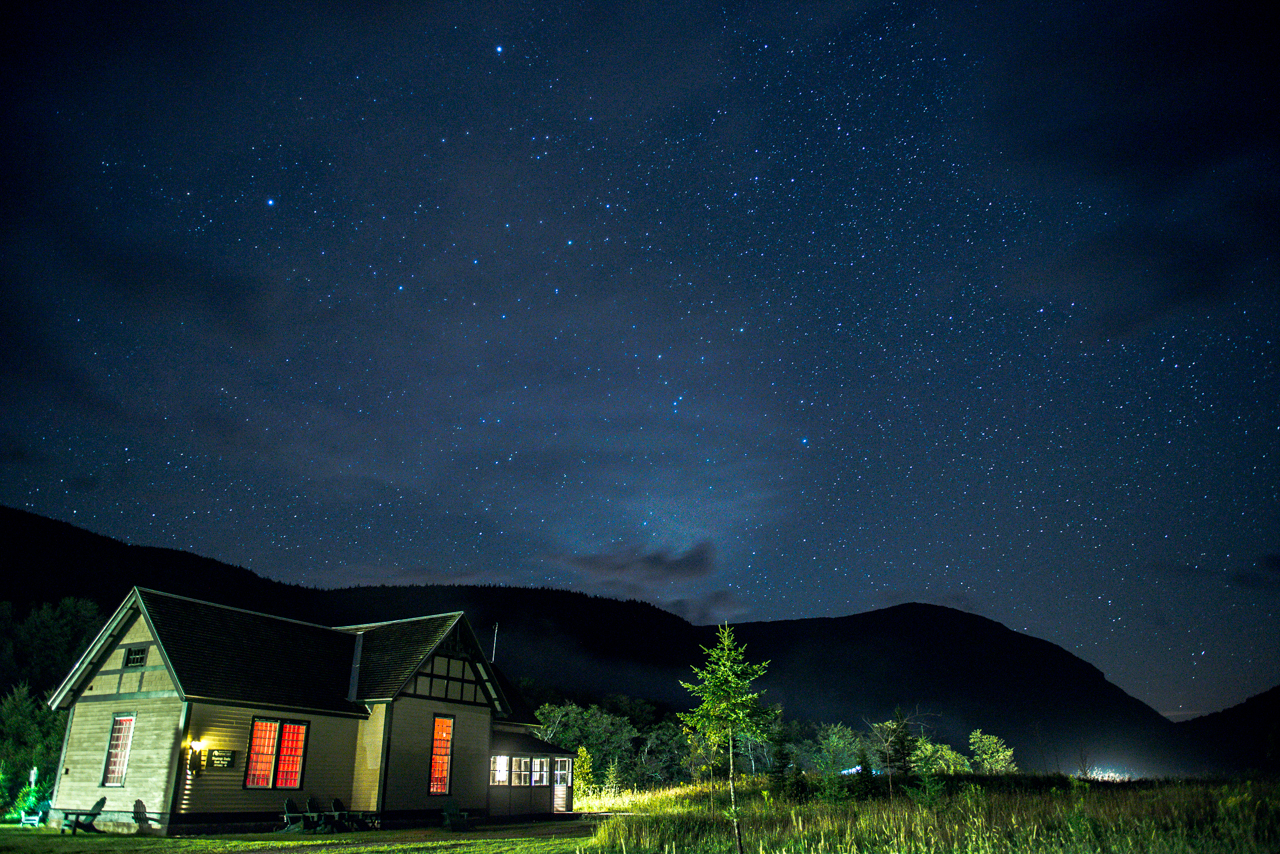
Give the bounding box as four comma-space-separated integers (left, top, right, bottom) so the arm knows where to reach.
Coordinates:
534, 624, 1018, 800
0, 598, 104, 818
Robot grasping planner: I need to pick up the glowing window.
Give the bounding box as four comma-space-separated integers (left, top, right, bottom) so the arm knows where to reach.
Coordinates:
103, 714, 135, 785
554, 757, 573, 786
430, 716, 453, 794
245, 719, 308, 789
531, 757, 549, 786
489, 754, 509, 785
512, 755, 530, 786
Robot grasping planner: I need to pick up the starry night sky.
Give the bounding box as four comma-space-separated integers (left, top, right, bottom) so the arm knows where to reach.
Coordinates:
2, 1, 1276, 720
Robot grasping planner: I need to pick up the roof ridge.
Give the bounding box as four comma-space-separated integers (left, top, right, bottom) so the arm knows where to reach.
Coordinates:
334, 611, 464, 632
135, 587, 341, 631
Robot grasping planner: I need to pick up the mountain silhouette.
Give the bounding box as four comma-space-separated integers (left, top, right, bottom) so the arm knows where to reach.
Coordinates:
2, 505, 1267, 775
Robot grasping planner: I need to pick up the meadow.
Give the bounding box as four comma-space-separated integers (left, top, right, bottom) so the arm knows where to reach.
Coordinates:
2, 777, 1275, 854
583, 776, 1279, 853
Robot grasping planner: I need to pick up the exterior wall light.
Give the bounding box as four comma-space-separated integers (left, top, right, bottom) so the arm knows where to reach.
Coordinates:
188, 740, 207, 777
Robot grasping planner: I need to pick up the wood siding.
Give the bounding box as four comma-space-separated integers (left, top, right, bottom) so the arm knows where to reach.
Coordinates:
487, 782, 554, 816
177, 702, 360, 814
53, 612, 185, 827
382, 696, 491, 812
52, 697, 185, 821
351, 703, 387, 811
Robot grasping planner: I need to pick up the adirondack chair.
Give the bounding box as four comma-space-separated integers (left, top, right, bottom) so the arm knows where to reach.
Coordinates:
305, 795, 335, 832
280, 797, 311, 832
133, 800, 162, 833
440, 797, 472, 831
61, 796, 106, 834
333, 797, 375, 830
328, 797, 353, 832
19, 800, 50, 828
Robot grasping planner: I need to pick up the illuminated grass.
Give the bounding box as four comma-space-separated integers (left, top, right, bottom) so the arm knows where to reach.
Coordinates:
589, 777, 1280, 853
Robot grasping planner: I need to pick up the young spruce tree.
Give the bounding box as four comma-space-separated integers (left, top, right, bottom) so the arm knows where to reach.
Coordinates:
679, 624, 771, 854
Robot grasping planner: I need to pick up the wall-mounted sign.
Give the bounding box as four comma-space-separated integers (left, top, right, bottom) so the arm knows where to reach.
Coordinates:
208, 749, 236, 769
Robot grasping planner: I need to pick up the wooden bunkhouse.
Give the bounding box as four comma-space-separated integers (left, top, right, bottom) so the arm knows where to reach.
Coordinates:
45, 587, 574, 834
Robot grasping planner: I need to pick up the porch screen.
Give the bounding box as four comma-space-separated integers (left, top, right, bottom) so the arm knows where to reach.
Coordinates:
103, 714, 135, 785
430, 716, 453, 794
245, 719, 308, 788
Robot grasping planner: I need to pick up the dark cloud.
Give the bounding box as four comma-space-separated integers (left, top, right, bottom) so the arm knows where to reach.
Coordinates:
1232, 555, 1280, 594
550, 542, 737, 622
557, 541, 716, 582
666, 589, 748, 627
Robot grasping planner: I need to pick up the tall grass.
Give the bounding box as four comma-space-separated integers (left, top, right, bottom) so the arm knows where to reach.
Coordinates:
589, 777, 1279, 853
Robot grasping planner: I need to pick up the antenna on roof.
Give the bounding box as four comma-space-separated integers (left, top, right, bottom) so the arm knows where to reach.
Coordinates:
491, 622, 499, 662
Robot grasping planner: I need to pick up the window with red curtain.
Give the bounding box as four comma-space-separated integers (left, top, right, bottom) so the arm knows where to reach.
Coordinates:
430, 716, 453, 794
245, 719, 308, 788
275, 723, 307, 788
245, 720, 279, 787
102, 714, 135, 785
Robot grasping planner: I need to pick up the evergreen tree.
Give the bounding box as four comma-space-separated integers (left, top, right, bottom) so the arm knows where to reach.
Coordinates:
679, 624, 772, 854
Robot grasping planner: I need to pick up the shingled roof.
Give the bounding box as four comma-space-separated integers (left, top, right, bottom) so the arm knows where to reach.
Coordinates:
340, 612, 461, 701
49, 587, 525, 720
137, 589, 367, 716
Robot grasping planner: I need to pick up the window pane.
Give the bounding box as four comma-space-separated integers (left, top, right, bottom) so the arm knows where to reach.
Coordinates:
430, 717, 453, 794
554, 757, 573, 786
532, 757, 549, 786
489, 755, 509, 785
245, 720, 280, 788
103, 715, 135, 785
512, 756, 530, 786
275, 723, 307, 788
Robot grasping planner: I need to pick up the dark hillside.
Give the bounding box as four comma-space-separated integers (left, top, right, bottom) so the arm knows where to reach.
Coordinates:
4, 505, 1245, 776
1, 506, 304, 615
733, 605, 1184, 776
1179, 685, 1280, 773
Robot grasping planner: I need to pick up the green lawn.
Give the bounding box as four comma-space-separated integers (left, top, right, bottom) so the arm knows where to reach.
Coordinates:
0, 822, 596, 854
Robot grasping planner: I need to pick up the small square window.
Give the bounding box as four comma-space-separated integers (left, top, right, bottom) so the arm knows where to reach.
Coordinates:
124, 647, 147, 668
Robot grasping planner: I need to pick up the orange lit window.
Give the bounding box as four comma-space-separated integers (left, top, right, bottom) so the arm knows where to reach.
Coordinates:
245, 719, 308, 789
103, 714, 135, 785
430, 716, 453, 794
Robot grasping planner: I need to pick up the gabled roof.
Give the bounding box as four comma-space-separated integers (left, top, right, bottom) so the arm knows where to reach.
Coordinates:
48, 587, 524, 720
338, 612, 462, 701
136, 589, 366, 716
336, 613, 515, 716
